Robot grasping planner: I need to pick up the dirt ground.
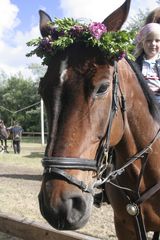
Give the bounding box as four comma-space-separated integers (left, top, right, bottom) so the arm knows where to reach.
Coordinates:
0, 143, 117, 240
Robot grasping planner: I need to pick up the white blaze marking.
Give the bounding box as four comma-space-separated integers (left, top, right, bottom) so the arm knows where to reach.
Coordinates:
60, 58, 68, 84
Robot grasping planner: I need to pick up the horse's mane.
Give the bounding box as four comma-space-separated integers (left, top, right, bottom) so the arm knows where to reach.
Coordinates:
126, 58, 160, 123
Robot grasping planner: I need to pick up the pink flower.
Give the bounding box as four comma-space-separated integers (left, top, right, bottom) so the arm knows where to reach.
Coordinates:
89, 22, 107, 39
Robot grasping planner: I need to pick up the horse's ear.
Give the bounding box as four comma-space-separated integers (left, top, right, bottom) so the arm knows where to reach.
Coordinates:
39, 10, 52, 37
102, 0, 131, 31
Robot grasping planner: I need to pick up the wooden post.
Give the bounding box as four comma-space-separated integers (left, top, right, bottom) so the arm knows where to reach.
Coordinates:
0, 213, 99, 240
40, 98, 45, 146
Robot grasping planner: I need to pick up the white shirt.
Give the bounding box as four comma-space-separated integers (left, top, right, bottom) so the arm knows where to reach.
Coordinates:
142, 54, 160, 93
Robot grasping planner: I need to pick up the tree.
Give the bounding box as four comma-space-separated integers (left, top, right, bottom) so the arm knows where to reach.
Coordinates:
125, 9, 150, 32
0, 73, 41, 131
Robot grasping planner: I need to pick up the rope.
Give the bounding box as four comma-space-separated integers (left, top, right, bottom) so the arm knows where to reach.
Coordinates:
0, 101, 40, 114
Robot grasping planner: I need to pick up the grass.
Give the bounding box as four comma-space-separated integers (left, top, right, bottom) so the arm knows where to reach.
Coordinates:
22, 136, 47, 144
0, 140, 45, 169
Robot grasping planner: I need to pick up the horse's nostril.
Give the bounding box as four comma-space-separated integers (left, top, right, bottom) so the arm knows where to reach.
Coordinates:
66, 196, 86, 224
73, 196, 86, 211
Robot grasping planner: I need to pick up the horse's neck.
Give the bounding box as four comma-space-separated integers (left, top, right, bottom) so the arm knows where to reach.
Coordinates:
118, 60, 159, 159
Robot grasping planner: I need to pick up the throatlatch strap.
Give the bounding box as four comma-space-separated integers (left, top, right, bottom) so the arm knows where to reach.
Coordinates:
133, 204, 148, 240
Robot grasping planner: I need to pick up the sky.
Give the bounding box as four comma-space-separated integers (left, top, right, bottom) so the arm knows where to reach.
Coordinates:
0, 0, 159, 78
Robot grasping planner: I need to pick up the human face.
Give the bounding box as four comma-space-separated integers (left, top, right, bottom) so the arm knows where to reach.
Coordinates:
143, 33, 160, 59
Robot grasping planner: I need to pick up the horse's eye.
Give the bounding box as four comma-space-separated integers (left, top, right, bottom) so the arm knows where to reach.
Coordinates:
96, 83, 109, 95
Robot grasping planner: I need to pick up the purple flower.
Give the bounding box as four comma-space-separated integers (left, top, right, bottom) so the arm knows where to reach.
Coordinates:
89, 22, 107, 39
40, 37, 52, 53
51, 28, 59, 39
51, 28, 64, 39
118, 52, 126, 60
69, 25, 85, 37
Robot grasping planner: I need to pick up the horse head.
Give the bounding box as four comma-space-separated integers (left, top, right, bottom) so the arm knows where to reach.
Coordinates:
38, 0, 132, 231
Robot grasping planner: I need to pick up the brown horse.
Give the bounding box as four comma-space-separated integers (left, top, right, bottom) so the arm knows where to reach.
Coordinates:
38, 0, 160, 239
145, 7, 160, 24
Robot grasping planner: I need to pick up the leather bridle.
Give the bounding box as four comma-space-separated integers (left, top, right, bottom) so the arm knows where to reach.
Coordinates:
42, 61, 123, 193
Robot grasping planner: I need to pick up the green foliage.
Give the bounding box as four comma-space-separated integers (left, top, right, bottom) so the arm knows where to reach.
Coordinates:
0, 73, 42, 131
26, 17, 135, 65
100, 30, 135, 61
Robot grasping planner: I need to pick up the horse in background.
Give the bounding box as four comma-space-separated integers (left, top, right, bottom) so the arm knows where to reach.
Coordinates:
0, 120, 9, 153
145, 7, 160, 24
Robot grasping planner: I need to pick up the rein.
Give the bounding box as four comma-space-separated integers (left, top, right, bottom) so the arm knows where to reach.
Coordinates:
42, 61, 160, 240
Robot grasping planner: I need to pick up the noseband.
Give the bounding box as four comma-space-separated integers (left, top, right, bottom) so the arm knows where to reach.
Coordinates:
42, 61, 123, 194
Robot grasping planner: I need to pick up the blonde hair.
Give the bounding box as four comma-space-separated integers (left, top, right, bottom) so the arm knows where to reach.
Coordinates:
134, 23, 160, 58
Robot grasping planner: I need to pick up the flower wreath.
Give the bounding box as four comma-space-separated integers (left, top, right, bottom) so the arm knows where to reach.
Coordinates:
26, 18, 135, 65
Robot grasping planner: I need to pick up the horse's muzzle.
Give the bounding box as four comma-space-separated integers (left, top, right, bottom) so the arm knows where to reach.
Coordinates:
38, 180, 93, 230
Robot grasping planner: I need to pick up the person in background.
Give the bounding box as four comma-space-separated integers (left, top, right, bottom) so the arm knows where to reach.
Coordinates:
134, 23, 160, 103
9, 122, 23, 154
